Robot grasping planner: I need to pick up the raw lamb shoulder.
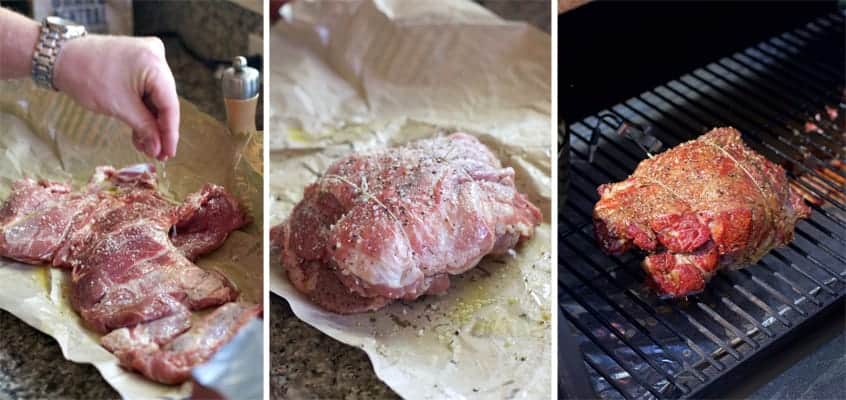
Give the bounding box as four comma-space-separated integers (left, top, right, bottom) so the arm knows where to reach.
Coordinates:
0, 164, 257, 384
275, 133, 542, 313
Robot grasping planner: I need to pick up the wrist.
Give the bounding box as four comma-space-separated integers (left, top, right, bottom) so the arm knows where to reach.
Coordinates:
0, 9, 40, 80
52, 36, 87, 93
31, 16, 88, 91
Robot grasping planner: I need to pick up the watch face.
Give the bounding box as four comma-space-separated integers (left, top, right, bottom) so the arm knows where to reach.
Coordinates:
46, 16, 82, 28
45, 16, 85, 35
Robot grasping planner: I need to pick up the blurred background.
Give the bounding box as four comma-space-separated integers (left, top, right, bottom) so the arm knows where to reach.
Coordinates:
558, 0, 838, 122
0, 0, 263, 129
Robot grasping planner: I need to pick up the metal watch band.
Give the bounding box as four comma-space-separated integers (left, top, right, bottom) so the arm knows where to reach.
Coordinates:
31, 19, 86, 91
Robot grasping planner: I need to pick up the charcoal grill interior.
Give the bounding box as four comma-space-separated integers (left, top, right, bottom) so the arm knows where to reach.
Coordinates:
559, 11, 845, 399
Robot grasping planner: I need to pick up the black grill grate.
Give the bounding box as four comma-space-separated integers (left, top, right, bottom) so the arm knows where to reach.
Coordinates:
559, 12, 845, 399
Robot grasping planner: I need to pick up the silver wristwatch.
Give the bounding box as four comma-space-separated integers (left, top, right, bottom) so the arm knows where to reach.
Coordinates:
31, 16, 87, 91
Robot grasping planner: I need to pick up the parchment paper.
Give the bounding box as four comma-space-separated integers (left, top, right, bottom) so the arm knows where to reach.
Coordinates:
269, 1, 551, 399
0, 80, 263, 399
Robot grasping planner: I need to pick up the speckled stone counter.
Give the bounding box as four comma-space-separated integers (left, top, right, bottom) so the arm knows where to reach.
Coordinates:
269, 296, 399, 400
136, 0, 264, 130
0, 310, 119, 399
268, 3, 551, 399
476, 0, 551, 33
164, 34, 264, 131
0, 3, 260, 398
165, 36, 228, 124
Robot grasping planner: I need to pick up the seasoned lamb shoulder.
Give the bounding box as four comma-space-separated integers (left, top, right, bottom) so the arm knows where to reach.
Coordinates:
52, 166, 246, 333
0, 164, 257, 384
275, 133, 542, 313
102, 302, 262, 384
593, 127, 811, 297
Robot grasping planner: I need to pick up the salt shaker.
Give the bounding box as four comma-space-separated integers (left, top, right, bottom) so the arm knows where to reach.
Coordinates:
221, 56, 260, 133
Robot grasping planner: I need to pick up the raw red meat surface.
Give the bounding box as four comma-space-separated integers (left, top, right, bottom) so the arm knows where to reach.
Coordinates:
102, 302, 261, 384
275, 133, 542, 313
0, 164, 256, 384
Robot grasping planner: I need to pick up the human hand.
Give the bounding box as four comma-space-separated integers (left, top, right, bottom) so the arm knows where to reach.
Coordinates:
53, 35, 179, 160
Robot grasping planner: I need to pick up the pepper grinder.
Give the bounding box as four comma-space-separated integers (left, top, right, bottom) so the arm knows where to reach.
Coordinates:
222, 56, 260, 134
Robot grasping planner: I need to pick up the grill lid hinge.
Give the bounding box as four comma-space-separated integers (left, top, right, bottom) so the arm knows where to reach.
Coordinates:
589, 113, 664, 162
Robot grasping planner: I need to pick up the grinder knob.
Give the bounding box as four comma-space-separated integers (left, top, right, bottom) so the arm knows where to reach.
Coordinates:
221, 56, 260, 133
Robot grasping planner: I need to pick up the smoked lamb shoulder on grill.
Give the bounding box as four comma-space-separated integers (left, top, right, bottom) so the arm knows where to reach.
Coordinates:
593, 127, 811, 297
276, 133, 543, 313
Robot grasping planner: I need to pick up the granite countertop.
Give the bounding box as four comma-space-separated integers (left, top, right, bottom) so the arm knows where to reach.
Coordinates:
268, 2, 551, 399
164, 36, 238, 125
269, 296, 399, 400
0, 310, 119, 399
476, 0, 551, 32
135, 0, 263, 130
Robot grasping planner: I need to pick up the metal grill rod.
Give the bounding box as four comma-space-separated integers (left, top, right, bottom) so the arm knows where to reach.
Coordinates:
775, 26, 843, 72
804, 15, 846, 46
732, 38, 843, 103
613, 99, 846, 241
636, 88, 846, 221
558, 292, 669, 398
559, 217, 726, 371
769, 262, 834, 299
559, 282, 687, 395
559, 249, 707, 384
711, 283, 776, 336
563, 164, 821, 376
778, 17, 844, 76
733, 50, 844, 118
572, 111, 846, 271
739, 24, 845, 105
742, 47, 844, 115
565, 160, 810, 325
575, 104, 846, 292
727, 53, 842, 120
749, 44, 843, 99
785, 16, 844, 72
726, 281, 792, 327
646, 84, 846, 213
689, 66, 843, 166
761, 37, 843, 89
690, 66, 843, 178
582, 349, 634, 400
613, 90, 846, 224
